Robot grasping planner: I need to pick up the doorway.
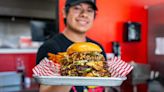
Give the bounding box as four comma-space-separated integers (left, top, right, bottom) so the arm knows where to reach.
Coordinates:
148, 3, 164, 91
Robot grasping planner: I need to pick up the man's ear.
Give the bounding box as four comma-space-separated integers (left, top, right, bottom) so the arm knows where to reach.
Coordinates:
62, 8, 66, 18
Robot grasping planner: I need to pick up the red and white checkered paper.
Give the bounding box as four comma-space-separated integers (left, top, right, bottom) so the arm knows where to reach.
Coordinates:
32, 57, 60, 76
33, 57, 133, 77
107, 57, 133, 77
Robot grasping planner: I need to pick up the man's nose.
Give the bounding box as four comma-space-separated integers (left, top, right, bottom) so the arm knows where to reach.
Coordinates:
80, 10, 88, 17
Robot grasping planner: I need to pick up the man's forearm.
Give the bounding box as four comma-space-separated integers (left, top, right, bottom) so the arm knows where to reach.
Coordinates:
39, 85, 72, 92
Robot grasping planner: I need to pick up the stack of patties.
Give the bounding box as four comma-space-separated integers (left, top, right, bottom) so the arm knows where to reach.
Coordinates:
59, 42, 111, 77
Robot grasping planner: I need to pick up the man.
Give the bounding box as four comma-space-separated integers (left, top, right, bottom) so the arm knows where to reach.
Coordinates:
36, 0, 106, 92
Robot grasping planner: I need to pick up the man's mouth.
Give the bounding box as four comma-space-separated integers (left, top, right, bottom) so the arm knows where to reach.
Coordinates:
77, 19, 89, 26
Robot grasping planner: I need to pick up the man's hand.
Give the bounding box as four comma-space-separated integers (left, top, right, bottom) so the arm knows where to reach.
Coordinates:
40, 85, 72, 92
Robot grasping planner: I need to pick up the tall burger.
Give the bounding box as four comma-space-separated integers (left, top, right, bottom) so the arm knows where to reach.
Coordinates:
59, 42, 111, 77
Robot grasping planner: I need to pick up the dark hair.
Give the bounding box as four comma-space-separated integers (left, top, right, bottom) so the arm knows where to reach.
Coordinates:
63, 5, 97, 25
64, 6, 70, 25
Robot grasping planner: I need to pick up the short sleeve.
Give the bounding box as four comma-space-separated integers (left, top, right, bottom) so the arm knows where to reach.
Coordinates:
36, 41, 58, 64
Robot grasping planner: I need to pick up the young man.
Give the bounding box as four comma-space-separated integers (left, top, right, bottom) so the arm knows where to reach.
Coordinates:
36, 0, 106, 92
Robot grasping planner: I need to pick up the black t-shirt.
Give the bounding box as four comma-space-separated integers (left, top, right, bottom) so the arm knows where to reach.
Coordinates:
36, 33, 106, 92
36, 33, 106, 64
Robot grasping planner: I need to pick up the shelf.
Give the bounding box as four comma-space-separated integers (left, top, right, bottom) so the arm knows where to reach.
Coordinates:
0, 48, 38, 54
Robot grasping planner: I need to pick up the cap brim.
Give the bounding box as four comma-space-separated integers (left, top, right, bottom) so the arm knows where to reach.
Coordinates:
69, 0, 98, 10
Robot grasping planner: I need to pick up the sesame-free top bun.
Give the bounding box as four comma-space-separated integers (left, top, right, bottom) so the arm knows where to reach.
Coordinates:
67, 42, 102, 54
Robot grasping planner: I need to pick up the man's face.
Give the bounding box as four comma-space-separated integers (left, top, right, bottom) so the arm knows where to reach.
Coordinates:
65, 3, 95, 34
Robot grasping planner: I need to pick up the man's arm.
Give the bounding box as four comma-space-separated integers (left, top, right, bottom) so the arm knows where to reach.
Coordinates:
39, 85, 72, 92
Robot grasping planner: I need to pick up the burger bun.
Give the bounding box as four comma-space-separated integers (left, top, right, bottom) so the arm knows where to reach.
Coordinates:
67, 42, 102, 54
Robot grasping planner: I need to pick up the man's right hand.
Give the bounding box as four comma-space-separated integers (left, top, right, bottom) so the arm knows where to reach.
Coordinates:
39, 85, 72, 92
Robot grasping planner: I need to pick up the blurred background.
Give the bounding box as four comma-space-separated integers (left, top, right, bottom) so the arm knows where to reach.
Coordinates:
0, 0, 164, 92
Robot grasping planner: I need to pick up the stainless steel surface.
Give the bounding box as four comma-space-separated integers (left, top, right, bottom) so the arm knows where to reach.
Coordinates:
34, 76, 127, 87
131, 62, 151, 85
0, 19, 31, 48
129, 62, 151, 92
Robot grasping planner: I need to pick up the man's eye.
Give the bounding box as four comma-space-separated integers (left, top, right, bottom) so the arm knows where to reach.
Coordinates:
73, 6, 81, 11
87, 9, 94, 13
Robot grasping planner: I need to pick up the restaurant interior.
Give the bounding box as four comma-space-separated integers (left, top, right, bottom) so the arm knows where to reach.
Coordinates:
0, 0, 164, 92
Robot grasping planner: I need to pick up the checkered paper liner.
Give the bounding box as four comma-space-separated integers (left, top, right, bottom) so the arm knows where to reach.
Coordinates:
32, 58, 60, 76
107, 57, 133, 77
33, 57, 133, 77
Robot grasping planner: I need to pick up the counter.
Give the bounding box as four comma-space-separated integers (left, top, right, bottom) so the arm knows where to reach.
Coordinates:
0, 77, 39, 92
0, 48, 38, 54
0, 49, 37, 77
